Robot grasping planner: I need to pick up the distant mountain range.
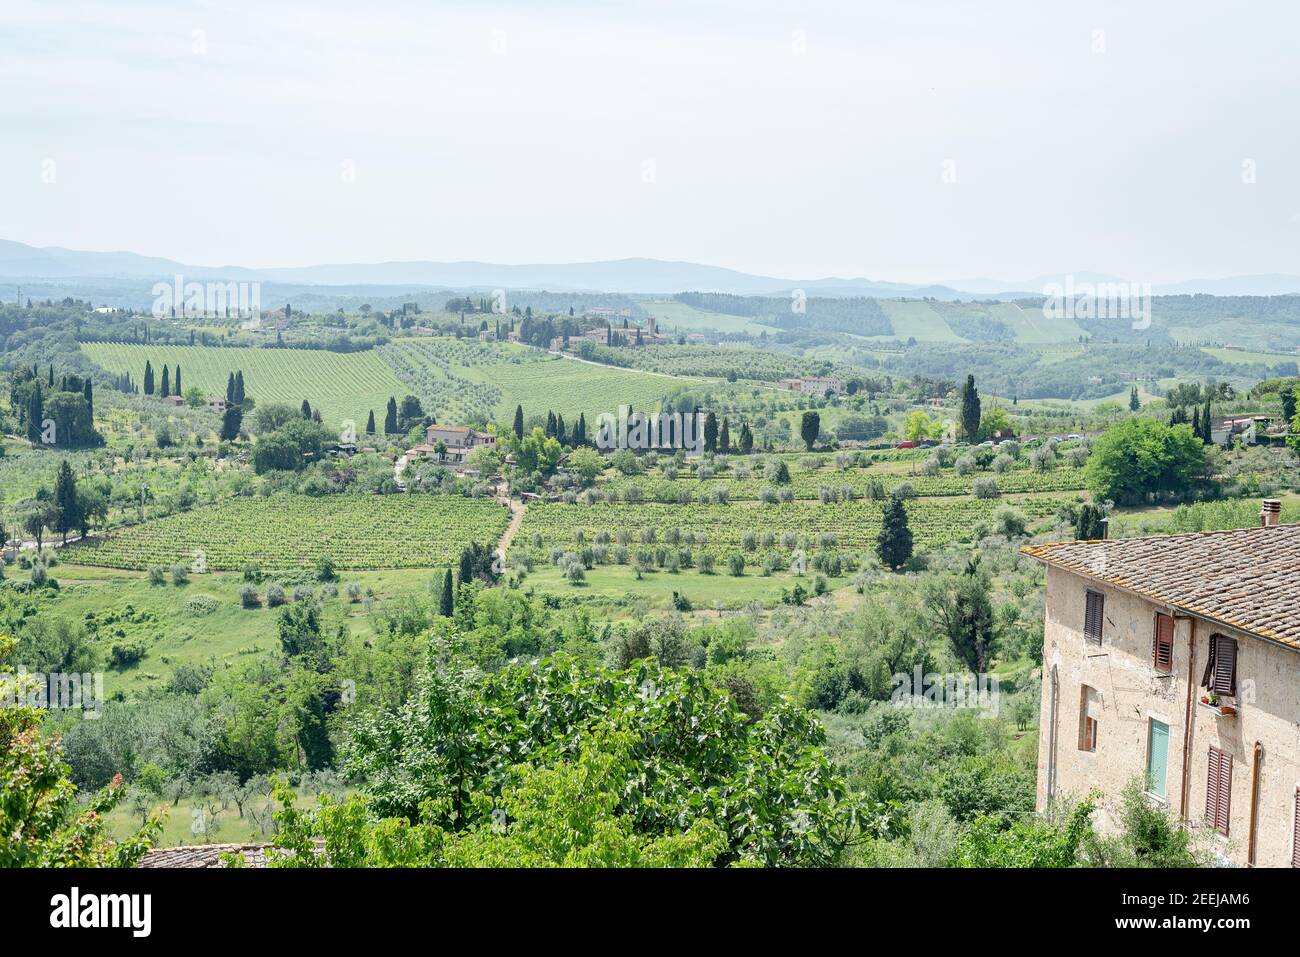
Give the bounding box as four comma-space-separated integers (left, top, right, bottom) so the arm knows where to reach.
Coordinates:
2, 239, 1299, 299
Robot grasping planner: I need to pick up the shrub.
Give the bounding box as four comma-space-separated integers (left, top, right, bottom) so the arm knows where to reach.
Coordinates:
171, 564, 190, 585
148, 565, 166, 585
972, 477, 1000, 499
728, 553, 745, 576
240, 584, 261, 608
266, 582, 287, 607
184, 595, 219, 616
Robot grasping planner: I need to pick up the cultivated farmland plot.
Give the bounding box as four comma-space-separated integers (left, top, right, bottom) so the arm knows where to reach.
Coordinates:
65, 495, 512, 571
82, 343, 411, 428
379, 337, 687, 423
600, 465, 1089, 503
517, 496, 1071, 560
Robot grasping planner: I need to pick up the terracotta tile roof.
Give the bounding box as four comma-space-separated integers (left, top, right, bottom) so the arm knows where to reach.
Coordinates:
139, 843, 272, 868
139, 841, 324, 868
1022, 523, 1300, 649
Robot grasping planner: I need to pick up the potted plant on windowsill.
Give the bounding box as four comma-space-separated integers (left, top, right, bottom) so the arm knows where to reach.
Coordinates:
1200, 692, 1236, 716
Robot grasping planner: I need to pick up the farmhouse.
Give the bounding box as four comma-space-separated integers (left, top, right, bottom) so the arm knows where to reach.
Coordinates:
1024, 502, 1300, 867
407, 424, 497, 469
778, 376, 845, 396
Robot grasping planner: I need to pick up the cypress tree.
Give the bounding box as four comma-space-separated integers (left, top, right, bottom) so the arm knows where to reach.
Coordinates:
1129, 386, 1139, 412
53, 459, 81, 545
1201, 396, 1213, 444
719, 418, 730, 453
234, 371, 245, 405
513, 405, 525, 439
876, 496, 914, 570
144, 361, 155, 396
226, 372, 236, 404
174, 365, 182, 396
703, 412, 718, 453
1282, 386, 1297, 426
959, 374, 981, 441
366, 410, 376, 434
83, 379, 93, 420
27, 383, 43, 444
556, 414, 567, 446
302, 399, 312, 419
574, 412, 587, 446
384, 397, 399, 434
439, 568, 454, 617
220, 405, 243, 442
160, 365, 170, 398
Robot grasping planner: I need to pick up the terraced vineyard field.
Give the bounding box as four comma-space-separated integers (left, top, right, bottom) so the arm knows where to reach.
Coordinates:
81, 343, 410, 427
515, 495, 1072, 562
65, 494, 511, 571
379, 337, 685, 423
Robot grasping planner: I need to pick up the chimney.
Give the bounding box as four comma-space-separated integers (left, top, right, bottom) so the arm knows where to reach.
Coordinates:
1260, 499, 1281, 528
1099, 517, 1109, 540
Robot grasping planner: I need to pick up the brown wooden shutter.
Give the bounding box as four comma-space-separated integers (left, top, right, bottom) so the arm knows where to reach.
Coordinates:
1084, 591, 1103, 643
1292, 790, 1300, 868
1213, 636, 1237, 696
1152, 614, 1174, 672
1201, 635, 1217, 688
1206, 746, 1232, 835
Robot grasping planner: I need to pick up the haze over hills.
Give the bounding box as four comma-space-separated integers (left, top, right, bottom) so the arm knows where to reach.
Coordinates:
2, 239, 1299, 299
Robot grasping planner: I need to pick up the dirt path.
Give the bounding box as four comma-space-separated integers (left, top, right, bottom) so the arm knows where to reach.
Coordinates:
496, 497, 526, 556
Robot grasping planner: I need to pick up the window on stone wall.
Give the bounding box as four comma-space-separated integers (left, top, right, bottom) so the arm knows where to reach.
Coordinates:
1078, 685, 1099, 752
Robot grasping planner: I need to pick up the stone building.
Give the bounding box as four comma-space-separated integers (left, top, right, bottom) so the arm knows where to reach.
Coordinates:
1024, 501, 1300, 867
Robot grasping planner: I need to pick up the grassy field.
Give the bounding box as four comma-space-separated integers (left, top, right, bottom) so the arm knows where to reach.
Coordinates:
381, 337, 691, 424
63, 494, 512, 571
1201, 346, 1300, 366
34, 564, 441, 695
879, 300, 966, 342
983, 302, 1088, 343
640, 299, 772, 336
81, 342, 411, 427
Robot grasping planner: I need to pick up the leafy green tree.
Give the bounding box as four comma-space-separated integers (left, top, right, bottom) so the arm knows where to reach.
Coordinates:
1085, 418, 1210, 504
340, 650, 867, 865
876, 497, 913, 570
924, 555, 995, 674
951, 799, 1094, 868
0, 636, 161, 866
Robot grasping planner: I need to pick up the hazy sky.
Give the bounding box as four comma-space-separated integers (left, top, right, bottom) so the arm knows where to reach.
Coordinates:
3, 0, 1298, 283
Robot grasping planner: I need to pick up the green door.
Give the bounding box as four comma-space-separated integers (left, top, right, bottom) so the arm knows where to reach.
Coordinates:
1147, 720, 1169, 799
